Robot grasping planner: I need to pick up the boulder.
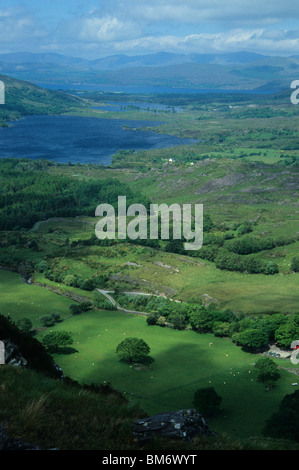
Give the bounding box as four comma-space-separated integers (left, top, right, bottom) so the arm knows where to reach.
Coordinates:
3, 339, 27, 368
132, 409, 215, 443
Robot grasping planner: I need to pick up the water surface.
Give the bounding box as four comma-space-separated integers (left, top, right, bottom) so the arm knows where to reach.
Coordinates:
0, 115, 196, 165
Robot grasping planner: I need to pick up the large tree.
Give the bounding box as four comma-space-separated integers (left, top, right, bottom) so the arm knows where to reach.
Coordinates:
116, 337, 150, 363
254, 357, 281, 390
42, 331, 73, 353
233, 328, 269, 352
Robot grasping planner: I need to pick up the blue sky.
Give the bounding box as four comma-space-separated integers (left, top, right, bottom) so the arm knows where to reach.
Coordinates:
0, 0, 299, 58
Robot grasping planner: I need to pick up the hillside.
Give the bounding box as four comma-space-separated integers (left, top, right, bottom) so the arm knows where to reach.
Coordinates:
1, 312, 298, 451
0, 74, 84, 126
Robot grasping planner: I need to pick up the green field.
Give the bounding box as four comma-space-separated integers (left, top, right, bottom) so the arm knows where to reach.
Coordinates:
1, 269, 298, 441
37, 307, 297, 441
0, 270, 74, 327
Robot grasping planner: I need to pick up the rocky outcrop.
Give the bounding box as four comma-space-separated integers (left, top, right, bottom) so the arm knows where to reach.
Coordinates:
132, 409, 215, 443
3, 339, 28, 368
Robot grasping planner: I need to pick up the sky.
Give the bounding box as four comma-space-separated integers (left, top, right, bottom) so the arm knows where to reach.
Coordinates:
0, 0, 299, 58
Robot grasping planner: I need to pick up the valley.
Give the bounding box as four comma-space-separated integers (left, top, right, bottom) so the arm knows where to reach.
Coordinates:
0, 76, 298, 450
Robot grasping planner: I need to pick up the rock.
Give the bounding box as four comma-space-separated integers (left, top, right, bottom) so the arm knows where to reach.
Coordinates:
132, 409, 214, 443
3, 339, 28, 368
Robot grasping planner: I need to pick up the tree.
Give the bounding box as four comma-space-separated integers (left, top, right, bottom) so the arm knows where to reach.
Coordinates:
168, 313, 187, 330
193, 387, 222, 417
146, 313, 159, 326
42, 331, 73, 352
16, 318, 33, 334
212, 321, 230, 337
263, 390, 299, 442
40, 315, 56, 327
40, 313, 61, 327
116, 337, 151, 363
69, 304, 82, 315
233, 328, 269, 352
254, 357, 281, 390
156, 316, 167, 327
79, 301, 93, 311
79, 278, 96, 291
275, 316, 299, 350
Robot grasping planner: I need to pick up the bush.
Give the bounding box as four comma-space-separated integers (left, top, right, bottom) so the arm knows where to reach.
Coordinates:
156, 316, 167, 327
79, 279, 96, 291
146, 313, 159, 326
40, 315, 56, 327
168, 313, 187, 330
263, 261, 279, 275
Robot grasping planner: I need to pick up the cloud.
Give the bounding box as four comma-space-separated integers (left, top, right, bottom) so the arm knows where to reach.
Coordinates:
129, 0, 299, 25
0, 6, 48, 52
1, 1, 299, 57
78, 15, 139, 42
109, 28, 299, 56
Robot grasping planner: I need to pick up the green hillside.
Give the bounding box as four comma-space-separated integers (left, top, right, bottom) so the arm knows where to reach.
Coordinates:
0, 74, 85, 126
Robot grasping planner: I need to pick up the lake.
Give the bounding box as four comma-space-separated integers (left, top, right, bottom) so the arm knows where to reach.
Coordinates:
0, 115, 196, 165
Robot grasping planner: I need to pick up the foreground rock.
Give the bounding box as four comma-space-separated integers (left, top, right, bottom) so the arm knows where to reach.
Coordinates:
4, 339, 28, 368
133, 409, 215, 443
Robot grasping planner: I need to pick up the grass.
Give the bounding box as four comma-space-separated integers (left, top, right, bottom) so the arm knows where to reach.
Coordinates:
0, 270, 74, 328
34, 307, 299, 442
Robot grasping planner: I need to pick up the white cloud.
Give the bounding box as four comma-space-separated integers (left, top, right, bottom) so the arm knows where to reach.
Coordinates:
0, 6, 48, 50
109, 28, 299, 56
129, 0, 299, 24
79, 16, 137, 42
1, 2, 299, 57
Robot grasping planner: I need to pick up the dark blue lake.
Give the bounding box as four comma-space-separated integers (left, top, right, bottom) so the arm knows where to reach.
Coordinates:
0, 115, 196, 165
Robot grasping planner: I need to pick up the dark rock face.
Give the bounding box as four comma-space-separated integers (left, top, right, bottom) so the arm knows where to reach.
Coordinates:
3, 339, 28, 368
132, 409, 215, 443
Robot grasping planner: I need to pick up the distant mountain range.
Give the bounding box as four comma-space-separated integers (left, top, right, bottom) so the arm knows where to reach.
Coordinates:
0, 51, 268, 69
0, 51, 298, 90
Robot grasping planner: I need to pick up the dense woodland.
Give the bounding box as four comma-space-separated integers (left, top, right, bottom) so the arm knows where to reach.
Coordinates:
0, 159, 149, 230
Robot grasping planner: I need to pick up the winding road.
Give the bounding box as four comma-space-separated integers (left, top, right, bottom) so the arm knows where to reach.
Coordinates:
96, 289, 155, 316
